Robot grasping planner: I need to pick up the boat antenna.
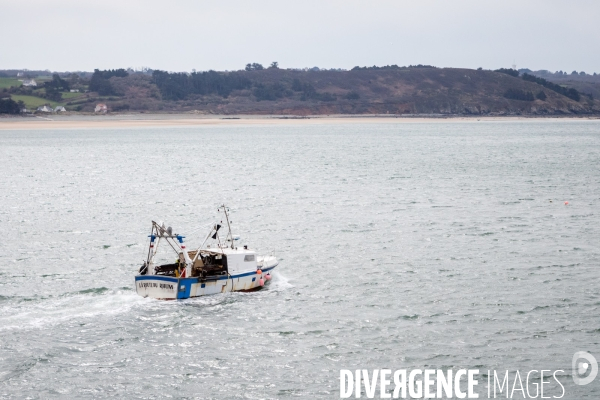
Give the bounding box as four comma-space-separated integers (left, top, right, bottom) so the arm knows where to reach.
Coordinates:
219, 204, 234, 249
145, 222, 157, 266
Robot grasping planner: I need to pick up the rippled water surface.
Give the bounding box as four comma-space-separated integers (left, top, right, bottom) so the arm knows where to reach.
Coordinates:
0, 121, 599, 399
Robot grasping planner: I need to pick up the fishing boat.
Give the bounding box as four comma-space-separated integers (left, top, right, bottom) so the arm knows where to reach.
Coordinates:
135, 205, 279, 300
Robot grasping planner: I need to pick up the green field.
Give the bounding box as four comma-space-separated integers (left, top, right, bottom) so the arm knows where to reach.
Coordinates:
0, 77, 22, 89
10, 95, 60, 109
61, 92, 84, 99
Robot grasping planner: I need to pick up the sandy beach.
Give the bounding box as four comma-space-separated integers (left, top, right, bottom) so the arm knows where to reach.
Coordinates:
0, 114, 598, 130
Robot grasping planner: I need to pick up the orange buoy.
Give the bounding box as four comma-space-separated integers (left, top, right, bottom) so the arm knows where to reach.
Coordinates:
256, 269, 262, 275
564, 201, 569, 205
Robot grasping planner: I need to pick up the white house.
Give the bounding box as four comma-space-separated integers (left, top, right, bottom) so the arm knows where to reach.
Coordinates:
36, 105, 53, 113
22, 79, 37, 87
69, 89, 79, 93
55, 106, 66, 112
95, 103, 108, 113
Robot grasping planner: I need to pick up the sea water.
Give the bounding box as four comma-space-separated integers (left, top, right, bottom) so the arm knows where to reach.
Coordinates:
0, 120, 599, 399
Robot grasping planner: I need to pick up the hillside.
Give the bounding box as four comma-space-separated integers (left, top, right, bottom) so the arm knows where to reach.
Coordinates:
2, 67, 599, 115
525, 69, 600, 102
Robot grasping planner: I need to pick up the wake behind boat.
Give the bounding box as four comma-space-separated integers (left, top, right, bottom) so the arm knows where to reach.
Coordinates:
135, 205, 278, 300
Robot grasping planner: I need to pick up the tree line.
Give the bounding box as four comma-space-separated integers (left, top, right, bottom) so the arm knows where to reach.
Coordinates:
351, 64, 436, 71
494, 69, 581, 101
151, 70, 251, 100
89, 69, 129, 96
495, 68, 519, 77
503, 88, 534, 101
150, 70, 342, 102
521, 73, 580, 101
245, 62, 279, 71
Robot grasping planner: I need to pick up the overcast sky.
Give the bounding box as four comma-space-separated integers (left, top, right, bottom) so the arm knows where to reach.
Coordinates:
2, 0, 598, 73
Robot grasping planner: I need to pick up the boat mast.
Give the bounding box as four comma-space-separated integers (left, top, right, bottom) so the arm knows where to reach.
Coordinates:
220, 204, 234, 249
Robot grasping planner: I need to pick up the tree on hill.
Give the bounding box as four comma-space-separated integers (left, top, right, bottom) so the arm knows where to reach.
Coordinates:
269, 62, 279, 69
44, 87, 63, 102
67, 73, 83, 89
495, 68, 519, 77
245, 63, 264, 71
352, 65, 400, 71
43, 74, 70, 101
522, 73, 580, 101
46, 74, 70, 91
152, 70, 251, 100
89, 69, 129, 95
536, 91, 547, 101
351, 64, 436, 71
292, 78, 303, 91
90, 74, 114, 95
253, 83, 286, 101
504, 88, 534, 101
291, 80, 317, 100
0, 98, 20, 114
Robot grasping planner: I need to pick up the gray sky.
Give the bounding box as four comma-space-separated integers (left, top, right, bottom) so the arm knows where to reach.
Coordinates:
2, 0, 598, 73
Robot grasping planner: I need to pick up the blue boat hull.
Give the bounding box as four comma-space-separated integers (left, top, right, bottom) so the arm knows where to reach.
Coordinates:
135, 265, 277, 299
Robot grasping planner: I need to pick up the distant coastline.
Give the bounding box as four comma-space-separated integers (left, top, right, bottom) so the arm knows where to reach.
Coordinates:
2, 66, 599, 117
1, 113, 599, 130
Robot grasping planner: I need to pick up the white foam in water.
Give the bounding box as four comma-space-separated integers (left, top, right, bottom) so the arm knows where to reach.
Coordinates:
268, 270, 294, 291
0, 289, 147, 332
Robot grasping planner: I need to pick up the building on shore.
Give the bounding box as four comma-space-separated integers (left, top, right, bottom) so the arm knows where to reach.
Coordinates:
36, 105, 53, 113
95, 103, 108, 113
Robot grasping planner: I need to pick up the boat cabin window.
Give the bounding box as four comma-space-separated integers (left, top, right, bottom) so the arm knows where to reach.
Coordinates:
244, 255, 255, 262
